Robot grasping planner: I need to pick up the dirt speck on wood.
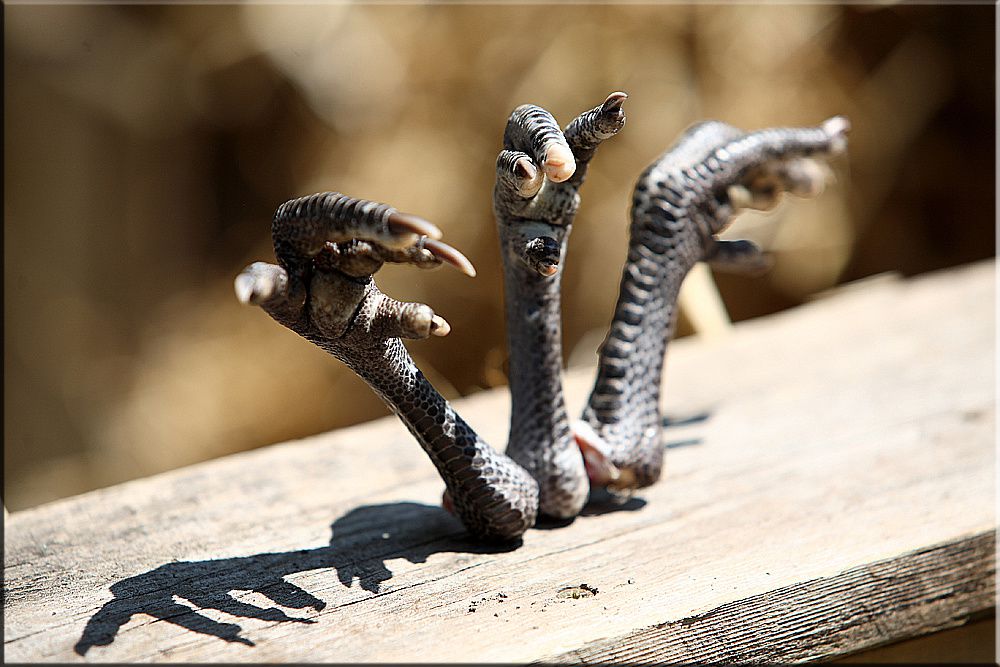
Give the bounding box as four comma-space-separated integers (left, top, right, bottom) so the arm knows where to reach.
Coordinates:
557, 583, 599, 599
467, 591, 509, 613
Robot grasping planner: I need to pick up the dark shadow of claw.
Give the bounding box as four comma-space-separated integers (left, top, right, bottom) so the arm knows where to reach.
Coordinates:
665, 438, 703, 450
661, 411, 712, 428
581, 487, 647, 516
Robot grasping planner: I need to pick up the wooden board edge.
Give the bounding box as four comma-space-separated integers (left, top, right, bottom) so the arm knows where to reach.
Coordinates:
544, 530, 997, 664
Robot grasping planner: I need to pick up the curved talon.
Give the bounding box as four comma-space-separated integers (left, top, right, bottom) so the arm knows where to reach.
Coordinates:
822, 115, 851, 154
503, 104, 576, 185
822, 115, 850, 134
542, 143, 576, 183
593, 92, 628, 137
234, 273, 258, 305
234, 262, 287, 306
514, 157, 537, 180
430, 314, 451, 337
422, 238, 477, 277
602, 91, 628, 113
573, 421, 621, 486
387, 211, 443, 246
514, 157, 544, 197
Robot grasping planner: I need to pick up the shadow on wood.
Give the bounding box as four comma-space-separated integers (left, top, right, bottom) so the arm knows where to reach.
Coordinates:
74, 411, 715, 655
74, 501, 516, 655
3, 261, 989, 662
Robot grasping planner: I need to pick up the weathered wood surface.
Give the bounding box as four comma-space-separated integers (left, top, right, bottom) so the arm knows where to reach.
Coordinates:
4, 260, 995, 663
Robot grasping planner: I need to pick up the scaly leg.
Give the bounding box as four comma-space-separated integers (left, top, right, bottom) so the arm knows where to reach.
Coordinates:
494, 92, 627, 519
576, 117, 850, 494
237, 193, 538, 542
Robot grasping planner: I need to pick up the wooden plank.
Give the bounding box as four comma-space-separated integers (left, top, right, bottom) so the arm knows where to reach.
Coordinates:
554, 533, 995, 664
3, 259, 995, 663
678, 262, 733, 336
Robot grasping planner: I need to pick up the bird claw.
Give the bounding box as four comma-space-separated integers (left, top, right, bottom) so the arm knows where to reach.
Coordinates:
732, 154, 839, 213
385, 210, 442, 248
595, 91, 628, 136
421, 238, 477, 277
822, 115, 850, 154
234, 262, 288, 306
513, 157, 543, 197
393, 302, 451, 340
573, 420, 621, 486
541, 143, 576, 183
430, 314, 451, 337
522, 236, 561, 277
602, 90, 628, 113
241, 192, 472, 344
563, 91, 628, 160
495, 91, 627, 231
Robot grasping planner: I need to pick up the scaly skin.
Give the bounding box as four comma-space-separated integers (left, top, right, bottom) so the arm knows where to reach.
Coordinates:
575, 116, 850, 491
236, 192, 538, 542
235, 94, 627, 538
494, 93, 627, 519
236, 102, 850, 542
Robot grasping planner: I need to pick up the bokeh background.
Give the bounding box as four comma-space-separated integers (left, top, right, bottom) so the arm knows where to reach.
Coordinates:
5, 3, 994, 511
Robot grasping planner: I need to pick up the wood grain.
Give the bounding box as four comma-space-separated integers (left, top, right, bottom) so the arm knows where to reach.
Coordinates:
555, 533, 995, 664
4, 259, 995, 663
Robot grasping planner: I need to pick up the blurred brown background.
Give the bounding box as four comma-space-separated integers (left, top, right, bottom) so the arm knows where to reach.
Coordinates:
4, 4, 994, 512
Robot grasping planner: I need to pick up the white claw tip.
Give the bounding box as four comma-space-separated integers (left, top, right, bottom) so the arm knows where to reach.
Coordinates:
430, 314, 451, 336
514, 156, 538, 181
573, 420, 621, 486
234, 273, 256, 304
514, 156, 544, 198
822, 116, 850, 154
823, 115, 851, 136
422, 238, 477, 277
542, 143, 576, 183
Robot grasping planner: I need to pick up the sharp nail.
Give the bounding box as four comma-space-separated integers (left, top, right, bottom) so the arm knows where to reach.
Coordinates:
423, 238, 477, 277
584, 447, 620, 485
234, 273, 256, 304
514, 157, 543, 197
430, 314, 451, 337
602, 91, 628, 112
514, 156, 538, 181
823, 115, 851, 136
543, 144, 576, 183
574, 421, 621, 486
388, 211, 443, 241
822, 116, 850, 155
